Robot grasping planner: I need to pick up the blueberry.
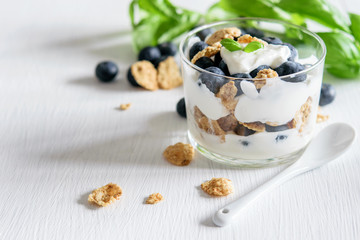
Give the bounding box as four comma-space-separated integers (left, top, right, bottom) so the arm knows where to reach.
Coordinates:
153, 56, 168, 68
195, 57, 215, 69
176, 98, 187, 118
127, 67, 140, 87
198, 73, 227, 94
196, 28, 215, 41
157, 42, 177, 57
265, 124, 289, 132
214, 52, 222, 66
274, 61, 306, 82
138, 46, 161, 64
319, 83, 336, 106
282, 43, 298, 61
219, 60, 230, 75
250, 65, 271, 78
205, 66, 225, 75
243, 28, 264, 38
262, 36, 282, 45
231, 73, 252, 97
275, 135, 288, 142
189, 41, 208, 60
95, 61, 118, 82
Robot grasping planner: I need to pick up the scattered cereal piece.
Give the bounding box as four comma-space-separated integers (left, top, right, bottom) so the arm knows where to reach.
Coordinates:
157, 57, 183, 89
163, 142, 195, 166
146, 193, 164, 204
243, 122, 265, 132
88, 183, 122, 207
206, 27, 241, 46
237, 34, 268, 46
131, 61, 158, 91
120, 103, 131, 110
215, 81, 238, 112
201, 178, 234, 196
191, 42, 221, 64
317, 113, 329, 123
217, 114, 238, 132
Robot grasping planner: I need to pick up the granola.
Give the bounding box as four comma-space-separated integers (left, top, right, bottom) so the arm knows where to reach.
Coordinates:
157, 57, 183, 89
206, 27, 241, 46
201, 178, 234, 196
146, 193, 164, 204
131, 61, 158, 91
163, 142, 195, 166
88, 183, 122, 207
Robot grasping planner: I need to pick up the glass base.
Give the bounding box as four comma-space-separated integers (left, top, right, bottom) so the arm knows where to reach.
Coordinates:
188, 131, 306, 168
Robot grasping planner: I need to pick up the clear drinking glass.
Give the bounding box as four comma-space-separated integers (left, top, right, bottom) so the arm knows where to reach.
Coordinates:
179, 18, 326, 167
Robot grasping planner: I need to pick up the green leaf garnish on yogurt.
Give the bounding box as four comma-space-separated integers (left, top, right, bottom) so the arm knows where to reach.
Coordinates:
220, 38, 243, 52
243, 41, 264, 53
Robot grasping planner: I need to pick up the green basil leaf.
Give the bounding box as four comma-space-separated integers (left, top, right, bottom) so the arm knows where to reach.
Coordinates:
350, 13, 360, 43
129, 0, 201, 52
220, 38, 243, 52
317, 32, 360, 78
243, 41, 264, 53
278, 0, 350, 33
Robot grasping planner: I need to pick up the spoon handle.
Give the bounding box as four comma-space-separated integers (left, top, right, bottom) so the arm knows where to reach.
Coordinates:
213, 162, 309, 227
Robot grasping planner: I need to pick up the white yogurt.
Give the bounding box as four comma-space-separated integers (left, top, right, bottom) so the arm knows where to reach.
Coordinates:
221, 44, 290, 74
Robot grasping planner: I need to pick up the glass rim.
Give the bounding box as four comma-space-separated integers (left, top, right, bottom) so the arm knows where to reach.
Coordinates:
179, 17, 327, 80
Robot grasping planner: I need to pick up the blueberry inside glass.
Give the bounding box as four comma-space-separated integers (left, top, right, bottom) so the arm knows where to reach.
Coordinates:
180, 18, 326, 167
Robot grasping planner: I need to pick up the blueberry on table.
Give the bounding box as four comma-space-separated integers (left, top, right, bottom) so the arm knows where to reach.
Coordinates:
319, 83, 336, 106
176, 97, 187, 118
218, 60, 230, 76
189, 41, 208, 60
194, 57, 215, 69
138, 46, 161, 64
196, 28, 215, 41
127, 67, 140, 87
250, 65, 271, 78
153, 56, 169, 68
198, 72, 227, 94
274, 61, 306, 82
157, 42, 177, 57
205, 66, 225, 75
262, 36, 282, 45
95, 61, 118, 82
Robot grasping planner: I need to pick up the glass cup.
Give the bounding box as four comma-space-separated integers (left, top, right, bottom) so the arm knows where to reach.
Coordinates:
179, 18, 326, 167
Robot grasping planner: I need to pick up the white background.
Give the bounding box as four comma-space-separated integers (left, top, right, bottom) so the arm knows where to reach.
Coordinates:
1, 0, 360, 239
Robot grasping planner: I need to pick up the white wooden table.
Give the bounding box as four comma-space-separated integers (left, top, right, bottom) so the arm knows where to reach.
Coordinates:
1, 0, 360, 239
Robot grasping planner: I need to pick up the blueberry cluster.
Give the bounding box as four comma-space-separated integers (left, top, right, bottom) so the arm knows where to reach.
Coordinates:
127, 42, 178, 86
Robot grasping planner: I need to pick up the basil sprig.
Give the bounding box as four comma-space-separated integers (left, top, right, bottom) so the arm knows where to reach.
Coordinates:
220, 38, 264, 53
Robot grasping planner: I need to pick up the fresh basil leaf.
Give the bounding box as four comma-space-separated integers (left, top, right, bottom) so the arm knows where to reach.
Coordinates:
350, 13, 360, 43
243, 41, 264, 53
278, 0, 350, 33
204, 3, 238, 23
220, 38, 243, 52
129, 0, 201, 52
317, 32, 360, 78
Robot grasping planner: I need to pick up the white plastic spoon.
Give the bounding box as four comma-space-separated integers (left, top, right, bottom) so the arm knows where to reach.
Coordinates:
213, 123, 355, 227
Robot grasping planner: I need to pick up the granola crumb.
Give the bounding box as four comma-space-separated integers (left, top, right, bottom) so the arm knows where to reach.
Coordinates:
146, 193, 164, 204
88, 183, 122, 207
119, 103, 132, 110
157, 57, 183, 89
317, 113, 329, 123
191, 42, 221, 64
237, 34, 268, 46
163, 142, 195, 166
201, 178, 234, 196
131, 61, 158, 91
206, 27, 241, 46
254, 69, 278, 89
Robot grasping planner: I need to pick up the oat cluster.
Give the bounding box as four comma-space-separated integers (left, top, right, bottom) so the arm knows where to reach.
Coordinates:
88, 183, 123, 207
146, 193, 164, 204
120, 103, 132, 110
201, 178, 234, 196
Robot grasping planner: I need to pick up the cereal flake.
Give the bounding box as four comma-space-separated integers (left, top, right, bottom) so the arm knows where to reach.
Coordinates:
242, 122, 265, 132
254, 69, 278, 89
88, 183, 122, 207
237, 34, 268, 46
194, 106, 225, 141
163, 142, 195, 166
146, 193, 164, 204
157, 57, 183, 89
217, 114, 238, 132
206, 28, 241, 46
201, 178, 234, 196
120, 103, 131, 110
191, 43, 221, 64
215, 81, 238, 112
131, 61, 158, 91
